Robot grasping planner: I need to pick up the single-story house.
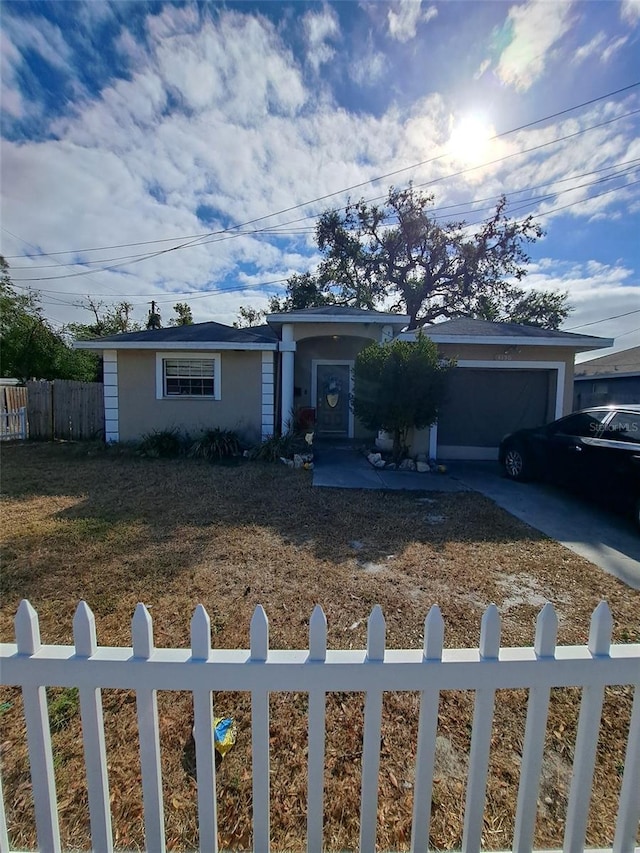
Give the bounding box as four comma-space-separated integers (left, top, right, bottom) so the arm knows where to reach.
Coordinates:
573, 345, 640, 409
76, 307, 612, 460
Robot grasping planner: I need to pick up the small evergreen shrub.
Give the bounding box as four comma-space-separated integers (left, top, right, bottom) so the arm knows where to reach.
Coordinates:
189, 428, 242, 461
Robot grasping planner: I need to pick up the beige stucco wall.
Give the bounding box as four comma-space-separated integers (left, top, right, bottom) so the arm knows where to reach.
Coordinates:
291, 322, 387, 343
117, 350, 264, 442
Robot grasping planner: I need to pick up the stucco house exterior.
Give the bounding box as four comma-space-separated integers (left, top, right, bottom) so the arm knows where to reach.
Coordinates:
77, 307, 612, 460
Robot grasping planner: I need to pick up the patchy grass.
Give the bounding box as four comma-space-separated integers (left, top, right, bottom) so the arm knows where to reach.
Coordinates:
0, 442, 638, 851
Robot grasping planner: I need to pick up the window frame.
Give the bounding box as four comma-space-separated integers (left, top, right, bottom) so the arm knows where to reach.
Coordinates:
155, 352, 221, 401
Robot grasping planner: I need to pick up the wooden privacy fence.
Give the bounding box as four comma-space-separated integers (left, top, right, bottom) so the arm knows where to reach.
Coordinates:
26, 380, 104, 441
1, 601, 639, 853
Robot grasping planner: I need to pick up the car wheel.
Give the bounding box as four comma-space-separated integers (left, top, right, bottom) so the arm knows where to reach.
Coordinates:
503, 444, 529, 481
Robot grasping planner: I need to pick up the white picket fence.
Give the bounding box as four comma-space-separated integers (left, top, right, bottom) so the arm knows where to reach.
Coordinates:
0, 407, 27, 441
0, 600, 639, 853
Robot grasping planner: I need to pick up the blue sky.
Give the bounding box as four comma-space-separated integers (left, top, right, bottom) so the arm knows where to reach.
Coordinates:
1, 0, 639, 358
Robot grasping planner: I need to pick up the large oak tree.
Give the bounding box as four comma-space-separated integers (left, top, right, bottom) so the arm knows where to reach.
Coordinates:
271, 186, 570, 329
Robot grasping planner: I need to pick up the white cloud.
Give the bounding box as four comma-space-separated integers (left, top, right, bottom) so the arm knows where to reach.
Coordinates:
473, 58, 491, 80
601, 34, 629, 62
571, 31, 606, 64
350, 39, 387, 86
303, 6, 340, 72
1, 5, 638, 332
620, 0, 640, 25
387, 1, 437, 43
2, 15, 72, 72
0, 30, 24, 118
525, 258, 640, 353
495, 0, 574, 91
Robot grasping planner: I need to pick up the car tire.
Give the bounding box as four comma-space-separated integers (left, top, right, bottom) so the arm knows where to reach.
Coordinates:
502, 444, 530, 481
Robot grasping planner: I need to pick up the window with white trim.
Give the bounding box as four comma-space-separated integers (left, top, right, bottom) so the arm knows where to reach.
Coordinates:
156, 354, 221, 399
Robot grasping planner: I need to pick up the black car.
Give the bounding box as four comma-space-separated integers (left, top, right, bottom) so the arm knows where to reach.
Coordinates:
499, 406, 640, 526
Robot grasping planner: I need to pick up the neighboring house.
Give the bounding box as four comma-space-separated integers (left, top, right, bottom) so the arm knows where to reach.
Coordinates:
573, 346, 640, 409
76, 307, 612, 460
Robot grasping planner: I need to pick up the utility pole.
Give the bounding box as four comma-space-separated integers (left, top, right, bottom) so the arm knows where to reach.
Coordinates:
147, 300, 162, 330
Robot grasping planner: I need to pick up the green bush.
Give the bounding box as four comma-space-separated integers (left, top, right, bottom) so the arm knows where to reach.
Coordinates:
137, 427, 184, 458
189, 428, 241, 461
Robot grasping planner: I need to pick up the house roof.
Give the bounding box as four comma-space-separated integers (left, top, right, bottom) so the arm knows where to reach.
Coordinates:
574, 345, 640, 379
75, 321, 278, 351
266, 305, 410, 328
400, 318, 613, 351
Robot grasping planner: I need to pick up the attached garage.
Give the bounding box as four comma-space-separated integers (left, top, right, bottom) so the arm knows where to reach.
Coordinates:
401, 318, 613, 461
436, 367, 556, 460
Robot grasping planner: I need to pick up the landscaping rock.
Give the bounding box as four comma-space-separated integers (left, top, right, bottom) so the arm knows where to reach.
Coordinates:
399, 458, 416, 471
280, 457, 294, 468
385, 462, 397, 470
373, 457, 386, 468
293, 454, 304, 469
367, 452, 382, 465
416, 461, 430, 473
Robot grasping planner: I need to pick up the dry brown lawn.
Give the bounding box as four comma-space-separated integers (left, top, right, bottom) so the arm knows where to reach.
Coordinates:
0, 442, 638, 852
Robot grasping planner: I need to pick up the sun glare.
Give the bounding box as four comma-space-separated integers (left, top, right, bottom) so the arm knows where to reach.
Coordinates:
447, 114, 495, 167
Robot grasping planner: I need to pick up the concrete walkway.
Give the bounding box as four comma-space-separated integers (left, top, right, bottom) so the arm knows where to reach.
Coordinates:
312, 447, 640, 589
312, 444, 469, 492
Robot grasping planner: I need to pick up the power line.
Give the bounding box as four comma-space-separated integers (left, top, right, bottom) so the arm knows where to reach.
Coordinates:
11, 172, 640, 307
9, 105, 640, 285
9, 159, 638, 276
614, 326, 640, 339
3, 80, 639, 263
564, 308, 640, 330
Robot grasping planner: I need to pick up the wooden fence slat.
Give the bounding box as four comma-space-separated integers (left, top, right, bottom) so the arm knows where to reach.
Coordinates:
26, 381, 51, 440
15, 601, 61, 853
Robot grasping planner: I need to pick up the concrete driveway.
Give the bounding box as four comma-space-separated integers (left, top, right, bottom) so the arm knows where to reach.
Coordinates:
448, 462, 640, 590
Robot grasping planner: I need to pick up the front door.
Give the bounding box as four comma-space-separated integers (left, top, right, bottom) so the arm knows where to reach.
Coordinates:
315, 363, 351, 437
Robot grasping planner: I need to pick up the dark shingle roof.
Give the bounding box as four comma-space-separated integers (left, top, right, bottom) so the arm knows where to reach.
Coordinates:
87, 321, 278, 345
421, 318, 606, 342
